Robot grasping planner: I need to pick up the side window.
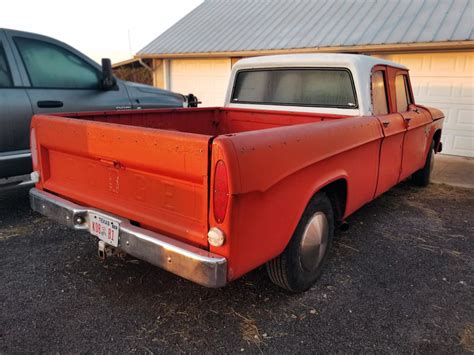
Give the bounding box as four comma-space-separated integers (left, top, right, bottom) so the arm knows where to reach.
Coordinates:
371, 71, 388, 115
0, 43, 13, 87
14, 37, 99, 89
395, 74, 411, 112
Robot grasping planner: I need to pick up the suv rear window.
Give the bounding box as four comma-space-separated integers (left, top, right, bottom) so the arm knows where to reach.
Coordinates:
231, 68, 357, 108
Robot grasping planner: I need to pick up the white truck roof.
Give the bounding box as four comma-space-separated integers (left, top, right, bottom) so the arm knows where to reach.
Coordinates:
225, 53, 407, 116
232, 53, 407, 71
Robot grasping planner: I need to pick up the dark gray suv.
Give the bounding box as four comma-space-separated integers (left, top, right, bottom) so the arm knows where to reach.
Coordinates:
0, 28, 190, 189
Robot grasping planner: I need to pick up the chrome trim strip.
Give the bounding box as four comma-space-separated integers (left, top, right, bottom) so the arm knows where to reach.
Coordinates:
29, 188, 227, 288
0, 179, 34, 192
0, 174, 34, 192
0, 150, 31, 161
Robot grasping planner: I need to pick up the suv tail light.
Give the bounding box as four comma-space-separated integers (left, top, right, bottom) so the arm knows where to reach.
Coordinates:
213, 160, 229, 223
30, 128, 38, 170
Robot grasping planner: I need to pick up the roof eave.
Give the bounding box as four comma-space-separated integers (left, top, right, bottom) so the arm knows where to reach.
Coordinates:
135, 41, 474, 59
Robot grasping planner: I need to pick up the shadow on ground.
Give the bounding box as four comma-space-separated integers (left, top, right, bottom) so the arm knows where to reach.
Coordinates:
1, 183, 473, 353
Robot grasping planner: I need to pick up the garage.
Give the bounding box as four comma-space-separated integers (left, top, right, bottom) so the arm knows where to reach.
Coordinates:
169, 59, 231, 107
137, 0, 473, 157
377, 52, 474, 157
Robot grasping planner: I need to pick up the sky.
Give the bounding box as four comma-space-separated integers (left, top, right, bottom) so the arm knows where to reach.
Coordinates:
1, 0, 203, 64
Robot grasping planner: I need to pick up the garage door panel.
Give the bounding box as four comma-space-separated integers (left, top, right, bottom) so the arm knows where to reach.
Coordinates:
412, 78, 473, 105
172, 61, 230, 74
170, 59, 231, 107
459, 109, 474, 125
453, 135, 474, 154
377, 52, 473, 157
441, 130, 474, 157
383, 52, 473, 77
461, 81, 473, 97
419, 103, 473, 125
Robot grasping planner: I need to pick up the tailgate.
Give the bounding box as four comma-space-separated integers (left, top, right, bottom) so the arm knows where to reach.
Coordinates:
31, 115, 212, 248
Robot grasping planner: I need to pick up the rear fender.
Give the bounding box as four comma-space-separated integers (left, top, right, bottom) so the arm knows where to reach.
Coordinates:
224, 160, 350, 280
279, 169, 349, 251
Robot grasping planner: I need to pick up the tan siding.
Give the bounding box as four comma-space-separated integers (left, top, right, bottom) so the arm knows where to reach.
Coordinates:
231, 57, 242, 67
152, 59, 165, 89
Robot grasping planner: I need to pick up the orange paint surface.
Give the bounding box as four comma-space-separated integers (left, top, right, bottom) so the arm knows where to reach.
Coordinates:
32, 106, 443, 280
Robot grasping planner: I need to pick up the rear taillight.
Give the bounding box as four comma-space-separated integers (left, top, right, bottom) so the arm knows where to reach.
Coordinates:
30, 128, 38, 170
213, 160, 229, 223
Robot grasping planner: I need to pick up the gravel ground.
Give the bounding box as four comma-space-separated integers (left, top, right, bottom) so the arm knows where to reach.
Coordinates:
1, 182, 473, 353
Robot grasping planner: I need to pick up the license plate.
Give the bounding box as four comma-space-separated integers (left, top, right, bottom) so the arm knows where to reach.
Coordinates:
89, 213, 120, 247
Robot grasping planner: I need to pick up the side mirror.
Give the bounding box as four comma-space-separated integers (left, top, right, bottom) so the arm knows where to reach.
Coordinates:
101, 58, 117, 90
186, 93, 201, 107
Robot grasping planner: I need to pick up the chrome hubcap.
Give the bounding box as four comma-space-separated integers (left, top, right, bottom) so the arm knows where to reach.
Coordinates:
299, 212, 329, 272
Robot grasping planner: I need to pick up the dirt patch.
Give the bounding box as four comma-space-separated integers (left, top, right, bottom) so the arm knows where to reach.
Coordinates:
460, 324, 474, 353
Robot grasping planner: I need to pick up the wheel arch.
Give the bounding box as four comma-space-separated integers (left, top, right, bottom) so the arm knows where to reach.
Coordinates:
301, 175, 348, 227
433, 129, 442, 153
319, 178, 348, 224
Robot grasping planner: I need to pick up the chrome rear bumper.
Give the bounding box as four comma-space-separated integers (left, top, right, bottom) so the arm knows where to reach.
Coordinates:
30, 188, 227, 288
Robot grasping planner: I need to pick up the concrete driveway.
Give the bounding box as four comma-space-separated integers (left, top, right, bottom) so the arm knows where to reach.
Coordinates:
1, 182, 473, 353
432, 155, 474, 189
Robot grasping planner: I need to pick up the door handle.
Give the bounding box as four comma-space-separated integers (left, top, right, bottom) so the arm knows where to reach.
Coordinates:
404, 117, 412, 127
37, 100, 64, 108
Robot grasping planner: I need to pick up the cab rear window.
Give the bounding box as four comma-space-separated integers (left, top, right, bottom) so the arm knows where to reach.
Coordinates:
231, 68, 357, 108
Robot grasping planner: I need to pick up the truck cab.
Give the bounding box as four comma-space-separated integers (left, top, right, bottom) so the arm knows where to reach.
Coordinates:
0, 28, 187, 188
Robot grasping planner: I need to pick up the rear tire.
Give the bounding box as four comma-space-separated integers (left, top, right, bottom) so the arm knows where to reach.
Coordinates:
266, 193, 334, 293
412, 141, 435, 187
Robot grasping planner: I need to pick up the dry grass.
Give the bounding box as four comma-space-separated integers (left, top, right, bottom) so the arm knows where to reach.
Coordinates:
232, 308, 264, 352
460, 324, 474, 353
0, 225, 32, 241
113, 67, 152, 85
0, 217, 45, 241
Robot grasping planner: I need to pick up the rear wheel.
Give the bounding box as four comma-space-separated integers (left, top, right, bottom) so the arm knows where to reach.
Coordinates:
266, 193, 334, 293
412, 141, 435, 187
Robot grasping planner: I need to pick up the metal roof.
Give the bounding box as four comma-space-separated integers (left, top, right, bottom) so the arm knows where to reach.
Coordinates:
138, 0, 474, 56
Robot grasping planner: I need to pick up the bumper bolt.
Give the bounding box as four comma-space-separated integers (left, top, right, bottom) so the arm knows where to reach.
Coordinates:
74, 216, 85, 225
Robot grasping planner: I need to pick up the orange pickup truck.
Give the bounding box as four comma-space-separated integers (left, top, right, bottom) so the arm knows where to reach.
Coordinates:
30, 54, 444, 292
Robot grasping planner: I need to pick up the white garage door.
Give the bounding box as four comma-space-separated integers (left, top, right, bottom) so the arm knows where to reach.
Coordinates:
376, 52, 474, 157
170, 59, 231, 107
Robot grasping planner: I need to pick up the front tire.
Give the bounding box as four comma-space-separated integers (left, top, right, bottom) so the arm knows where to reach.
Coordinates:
266, 193, 334, 293
412, 141, 435, 187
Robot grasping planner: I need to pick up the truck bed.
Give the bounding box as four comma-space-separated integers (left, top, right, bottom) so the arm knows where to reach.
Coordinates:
31, 107, 347, 250
62, 107, 344, 135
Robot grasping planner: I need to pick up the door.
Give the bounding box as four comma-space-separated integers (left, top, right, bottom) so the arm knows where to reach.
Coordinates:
375, 52, 474, 157
0, 33, 33, 178
372, 67, 406, 197
390, 70, 433, 180
5, 30, 132, 115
